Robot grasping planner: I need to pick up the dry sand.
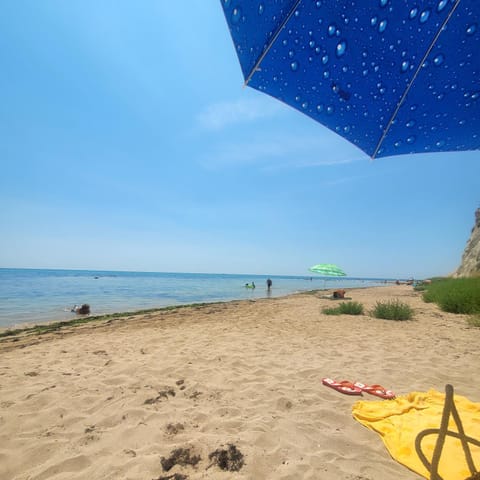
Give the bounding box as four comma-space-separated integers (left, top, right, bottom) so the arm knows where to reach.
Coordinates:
0, 285, 478, 480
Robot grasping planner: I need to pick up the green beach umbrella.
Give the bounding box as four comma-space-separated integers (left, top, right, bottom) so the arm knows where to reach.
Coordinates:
309, 264, 347, 277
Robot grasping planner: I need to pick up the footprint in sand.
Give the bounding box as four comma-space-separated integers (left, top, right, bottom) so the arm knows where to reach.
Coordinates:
276, 397, 293, 411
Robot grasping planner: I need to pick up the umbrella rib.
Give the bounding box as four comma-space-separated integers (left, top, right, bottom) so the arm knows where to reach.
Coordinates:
371, 0, 463, 159
244, 0, 303, 87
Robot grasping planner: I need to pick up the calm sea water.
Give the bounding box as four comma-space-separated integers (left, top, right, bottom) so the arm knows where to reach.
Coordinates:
0, 268, 392, 329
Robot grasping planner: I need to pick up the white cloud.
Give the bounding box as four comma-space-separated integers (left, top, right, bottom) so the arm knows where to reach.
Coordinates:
197, 97, 284, 130
201, 130, 366, 170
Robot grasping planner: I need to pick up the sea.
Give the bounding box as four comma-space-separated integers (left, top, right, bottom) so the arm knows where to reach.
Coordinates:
0, 268, 394, 329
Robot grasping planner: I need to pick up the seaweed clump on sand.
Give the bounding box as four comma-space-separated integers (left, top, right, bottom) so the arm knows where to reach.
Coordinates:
153, 474, 188, 480
208, 444, 244, 472
160, 447, 201, 472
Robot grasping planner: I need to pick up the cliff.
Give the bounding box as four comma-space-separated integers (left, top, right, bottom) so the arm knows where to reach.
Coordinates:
455, 208, 480, 277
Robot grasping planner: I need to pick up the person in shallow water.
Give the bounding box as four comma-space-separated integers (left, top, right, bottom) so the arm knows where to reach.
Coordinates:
245, 282, 256, 289
71, 304, 90, 314
266, 278, 272, 290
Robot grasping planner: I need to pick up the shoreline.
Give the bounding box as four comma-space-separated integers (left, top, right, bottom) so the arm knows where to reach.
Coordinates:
0, 268, 401, 331
0, 283, 404, 339
0, 289, 326, 341
1, 284, 478, 479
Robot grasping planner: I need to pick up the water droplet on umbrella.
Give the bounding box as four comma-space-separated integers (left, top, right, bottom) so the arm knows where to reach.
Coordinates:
309, 40, 316, 48
231, 7, 242, 24
344, 125, 351, 133
401, 60, 410, 72
466, 24, 477, 35
323, 70, 330, 78
380, 0, 388, 7
302, 102, 308, 109
336, 40, 347, 57
420, 10, 430, 23
316, 1, 322, 7
406, 135, 416, 144
258, 4, 264, 15
394, 140, 402, 148
317, 104, 324, 112
322, 54, 329, 64
409, 8, 418, 19
471, 91, 480, 100
327, 105, 335, 114
406, 120, 416, 128
328, 24, 336, 36
433, 54, 444, 66
378, 20, 387, 33
290, 61, 299, 71
223, 0, 231, 7
437, 0, 448, 12
371, 16, 378, 27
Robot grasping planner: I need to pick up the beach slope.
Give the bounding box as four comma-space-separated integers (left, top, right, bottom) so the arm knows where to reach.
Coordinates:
1, 285, 478, 479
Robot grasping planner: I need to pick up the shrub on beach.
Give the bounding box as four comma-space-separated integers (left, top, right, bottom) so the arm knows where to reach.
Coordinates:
422, 278, 480, 314
371, 299, 413, 321
323, 301, 364, 316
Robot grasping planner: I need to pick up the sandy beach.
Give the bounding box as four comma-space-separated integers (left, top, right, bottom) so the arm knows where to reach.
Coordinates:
1, 284, 479, 480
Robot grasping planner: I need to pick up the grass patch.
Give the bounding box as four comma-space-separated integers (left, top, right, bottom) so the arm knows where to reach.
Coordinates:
323, 301, 364, 316
371, 299, 413, 321
422, 277, 480, 314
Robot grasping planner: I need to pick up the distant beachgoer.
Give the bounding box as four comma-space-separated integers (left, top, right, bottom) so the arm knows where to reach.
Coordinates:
251, 281, 256, 289
266, 278, 272, 290
333, 289, 346, 299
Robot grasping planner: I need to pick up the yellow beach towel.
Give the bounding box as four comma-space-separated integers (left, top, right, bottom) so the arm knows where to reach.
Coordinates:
352, 387, 480, 479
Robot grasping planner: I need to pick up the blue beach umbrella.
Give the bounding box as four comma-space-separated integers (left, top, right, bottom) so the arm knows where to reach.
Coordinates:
220, 0, 479, 159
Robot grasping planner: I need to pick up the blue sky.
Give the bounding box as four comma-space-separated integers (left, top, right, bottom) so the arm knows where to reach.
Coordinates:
1, 1, 478, 279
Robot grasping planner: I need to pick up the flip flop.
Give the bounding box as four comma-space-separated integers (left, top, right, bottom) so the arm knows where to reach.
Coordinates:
353, 382, 396, 399
322, 378, 363, 395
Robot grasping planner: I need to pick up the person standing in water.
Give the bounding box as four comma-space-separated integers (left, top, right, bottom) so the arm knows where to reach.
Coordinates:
266, 278, 272, 290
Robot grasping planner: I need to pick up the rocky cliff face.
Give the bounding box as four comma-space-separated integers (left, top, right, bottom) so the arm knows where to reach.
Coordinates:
455, 208, 480, 277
